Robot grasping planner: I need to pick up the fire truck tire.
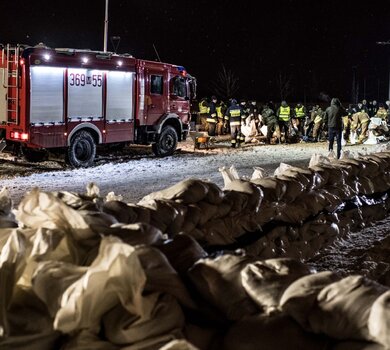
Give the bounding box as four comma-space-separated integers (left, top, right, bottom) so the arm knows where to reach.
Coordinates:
67, 131, 96, 168
152, 125, 178, 157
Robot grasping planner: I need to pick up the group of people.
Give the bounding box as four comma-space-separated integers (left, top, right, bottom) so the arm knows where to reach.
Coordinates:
195, 96, 390, 156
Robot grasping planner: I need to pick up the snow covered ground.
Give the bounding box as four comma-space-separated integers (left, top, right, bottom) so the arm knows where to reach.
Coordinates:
0, 139, 383, 206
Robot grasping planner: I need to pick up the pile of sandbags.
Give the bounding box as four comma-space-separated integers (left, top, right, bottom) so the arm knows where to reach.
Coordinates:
0, 182, 390, 350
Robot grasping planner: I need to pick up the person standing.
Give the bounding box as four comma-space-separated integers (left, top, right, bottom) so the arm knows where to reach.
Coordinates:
206, 96, 218, 136
323, 98, 346, 159
225, 99, 244, 147
198, 97, 209, 131
262, 103, 281, 144
277, 100, 291, 143
293, 102, 306, 136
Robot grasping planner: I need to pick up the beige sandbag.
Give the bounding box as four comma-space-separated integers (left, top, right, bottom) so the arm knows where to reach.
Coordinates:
368, 290, 390, 348
203, 182, 224, 205
224, 314, 329, 350
142, 199, 180, 232
223, 180, 263, 212
188, 254, 259, 320
155, 234, 207, 274
309, 275, 388, 341
62, 329, 119, 350
274, 162, 293, 176
139, 179, 209, 205
0, 188, 17, 228
275, 175, 305, 203
331, 341, 386, 350
32, 261, 88, 317
159, 339, 199, 350
0, 231, 27, 337
16, 189, 97, 240
280, 271, 341, 331
250, 177, 286, 202
309, 153, 331, 168
181, 205, 202, 234
196, 201, 219, 226
102, 201, 139, 224
102, 294, 185, 347
274, 202, 311, 225
54, 236, 147, 333
223, 190, 248, 216
356, 176, 376, 195
241, 258, 312, 314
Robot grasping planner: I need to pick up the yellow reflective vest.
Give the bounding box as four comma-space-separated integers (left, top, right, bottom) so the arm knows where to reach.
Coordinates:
295, 106, 305, 118
279, 106, 290, 121
199, 101, 209, 114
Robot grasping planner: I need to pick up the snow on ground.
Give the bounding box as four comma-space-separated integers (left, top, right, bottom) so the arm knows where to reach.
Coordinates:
0, 140, 382, 206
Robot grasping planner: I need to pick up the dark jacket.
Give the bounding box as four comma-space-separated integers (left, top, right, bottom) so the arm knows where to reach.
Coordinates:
262, 106, 278, 125
323, 98, 345, 129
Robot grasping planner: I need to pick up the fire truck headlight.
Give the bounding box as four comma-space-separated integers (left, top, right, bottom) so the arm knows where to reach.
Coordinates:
82, 57, 89, 64
117, 60, 123, 67
43, 54, 51, 61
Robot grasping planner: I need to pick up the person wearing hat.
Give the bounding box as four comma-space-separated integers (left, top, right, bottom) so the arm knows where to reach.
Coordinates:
225, 99, 245, 147
206, 95, 218, 136
276, 100, 292, 143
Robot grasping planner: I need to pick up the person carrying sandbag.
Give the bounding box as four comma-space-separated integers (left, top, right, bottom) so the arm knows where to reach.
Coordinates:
351, 111, 370, 143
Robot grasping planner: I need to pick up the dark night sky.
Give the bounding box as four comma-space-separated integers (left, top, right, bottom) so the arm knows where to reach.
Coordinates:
1, 0, 390, 103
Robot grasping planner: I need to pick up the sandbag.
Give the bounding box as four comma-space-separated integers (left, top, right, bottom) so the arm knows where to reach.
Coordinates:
203, 182, 224, 205
331, 341, 386, 350
309, 275, 388, 341
0, 188, 17, 228
187, 254, 259, 320
155, 234, 207, 274
280, 271, 341, 331
368, 290, 390, 348
224, 314, 329, 350
139, 179, 209, 205
241, 258, 312, 314
250, 166, 266, 180
223, 180, 263, 212
159, 339, 199, 350
250, 177, 286, 202
275, 175, 306, 203
62, 330, 118, 350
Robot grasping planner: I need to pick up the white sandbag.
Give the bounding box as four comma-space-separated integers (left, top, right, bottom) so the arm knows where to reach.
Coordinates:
309, 275, 388, 341
139, 179, 209, 205
219, 166, 240, 187
105, 192, 123, 202
280, 271, 341, 331
309, 153, 331, 168
188, 254, 259, 320
224, 314, 329, 350
250, 167, 266, 180
241, 258, 312, 314
274, 162, 292, 176
368, 290, 390, 348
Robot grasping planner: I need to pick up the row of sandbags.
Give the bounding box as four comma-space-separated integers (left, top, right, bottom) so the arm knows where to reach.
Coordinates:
1, 203, 389, 350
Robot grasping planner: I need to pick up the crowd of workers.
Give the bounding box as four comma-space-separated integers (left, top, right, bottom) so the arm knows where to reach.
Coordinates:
194, 96, 390, 149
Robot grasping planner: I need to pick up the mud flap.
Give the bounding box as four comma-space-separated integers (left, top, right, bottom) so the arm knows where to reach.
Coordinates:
0, 140, 7, 152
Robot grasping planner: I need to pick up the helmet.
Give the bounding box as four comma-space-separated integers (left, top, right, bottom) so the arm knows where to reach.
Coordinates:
231, 99, 237, 104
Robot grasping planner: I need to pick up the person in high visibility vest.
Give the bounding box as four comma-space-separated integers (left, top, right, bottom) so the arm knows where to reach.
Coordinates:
216, 100, 227, 135
206, 96, 218, 136
276, 101, 291, 143
225, 99, 244, 147
293, 102, 306, 136
198, 97, 209, 131
310, 105, 324, 142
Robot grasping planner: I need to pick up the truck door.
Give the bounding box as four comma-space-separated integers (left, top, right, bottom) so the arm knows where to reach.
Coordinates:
145, 69, 166, 125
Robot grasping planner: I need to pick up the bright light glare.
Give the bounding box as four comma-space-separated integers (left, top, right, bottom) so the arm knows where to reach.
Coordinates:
43, 54, 51, 61
117, 60, 123, 66
82, 57, 89, 64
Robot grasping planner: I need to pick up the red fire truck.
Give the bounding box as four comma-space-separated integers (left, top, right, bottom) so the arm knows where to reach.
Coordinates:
0, 43, 196, 167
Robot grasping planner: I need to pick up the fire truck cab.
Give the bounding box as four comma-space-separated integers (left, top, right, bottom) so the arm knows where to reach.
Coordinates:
0, 43, 196, 167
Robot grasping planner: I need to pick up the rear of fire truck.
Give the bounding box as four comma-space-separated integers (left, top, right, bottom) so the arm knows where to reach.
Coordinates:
0, 43, 196, 167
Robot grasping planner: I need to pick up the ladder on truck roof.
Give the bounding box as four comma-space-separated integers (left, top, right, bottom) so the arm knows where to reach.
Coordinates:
2, 44, 20, 124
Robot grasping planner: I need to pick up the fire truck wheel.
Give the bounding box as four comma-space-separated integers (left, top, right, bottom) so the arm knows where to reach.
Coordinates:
67, 131, 96, 168
152, 126, 178, 157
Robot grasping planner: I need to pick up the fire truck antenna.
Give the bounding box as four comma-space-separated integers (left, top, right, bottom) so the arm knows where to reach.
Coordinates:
103, 0, 109, 52
153, 43, 162, 62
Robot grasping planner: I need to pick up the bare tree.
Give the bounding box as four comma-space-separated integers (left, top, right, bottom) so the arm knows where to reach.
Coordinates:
212, 65, 239, 100
277, 71, 293, 100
